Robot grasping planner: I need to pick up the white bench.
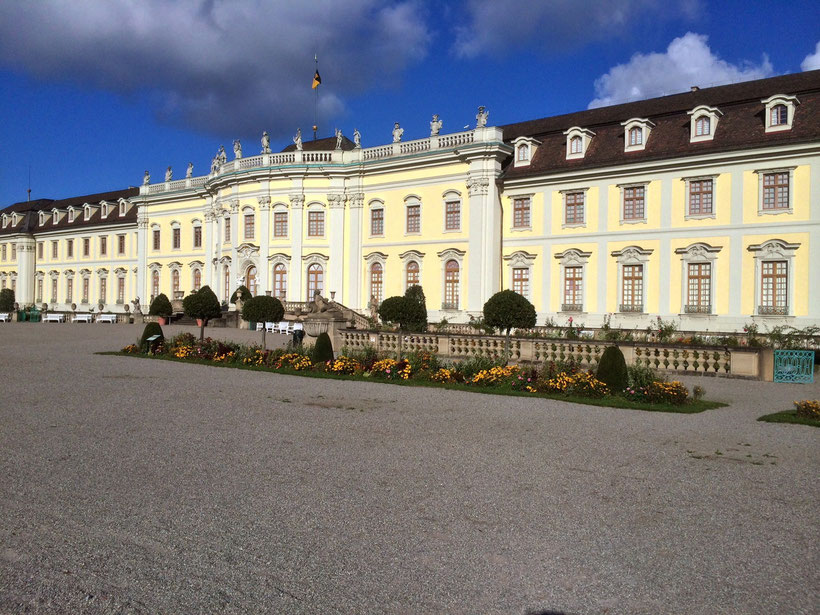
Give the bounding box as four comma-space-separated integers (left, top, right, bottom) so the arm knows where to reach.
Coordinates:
0, 313, 10, 322
43, 313, 65, 323
96, 313, 117, 323
72, 313, 93, 323
264, 321, 277, 333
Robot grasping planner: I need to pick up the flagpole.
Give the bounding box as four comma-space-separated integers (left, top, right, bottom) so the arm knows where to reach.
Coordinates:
313, 54, 318, 141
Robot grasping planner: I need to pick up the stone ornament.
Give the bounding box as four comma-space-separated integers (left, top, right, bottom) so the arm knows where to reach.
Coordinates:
261, 131, 271, 154
293, 128, 303, 151
186, 162, 193, 178
353, 128, 361, 148
143, 170, 150, 185
335, 128, 343, 150
476, 105, 489, 128
233, 139, 242, 159
165, 166, 173, 182
430, 114, 442, 136
392, 122, 404, 143
218, 145, 227, 164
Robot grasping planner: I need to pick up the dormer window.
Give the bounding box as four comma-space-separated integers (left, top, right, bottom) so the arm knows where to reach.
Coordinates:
510, 136, 541, 167
100, 202, 109, 217
621, 118, 654, 152
563, 127, 595, 160
83, 205, 91, 221
2, 214, 7, 228
68, 209, 75, 223
39, 212, 46, 226
53, 210, 59, 224
119, 200, 126, 216
687, 105, 722, 143
761, 94, 799, 133
11, 214, 18, 226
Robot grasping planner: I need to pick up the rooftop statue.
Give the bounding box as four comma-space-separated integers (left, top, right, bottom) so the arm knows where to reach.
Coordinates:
261, 131, 271, 154
392, 122, 404, 143
353, 128, 361, 148
165, 166, 173, 182
210, 155, 219, 174
335, 128, 343, 150
476, 106, 489, 128
218, 145, 227, 164
186, 162, 193, 178
143, 170, 150, 185
233, 139, 242, 159
430, 114, 442, 136
293, 128, 303, 151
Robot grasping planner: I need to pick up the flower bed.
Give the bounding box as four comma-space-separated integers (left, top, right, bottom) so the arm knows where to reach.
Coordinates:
113, 334, 722, 413
758, 400, 820, 428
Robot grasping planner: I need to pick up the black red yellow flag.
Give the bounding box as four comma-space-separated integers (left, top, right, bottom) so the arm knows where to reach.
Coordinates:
312, 70, 321, 89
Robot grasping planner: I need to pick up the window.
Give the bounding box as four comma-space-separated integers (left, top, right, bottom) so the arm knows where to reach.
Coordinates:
623, 186, 645, 221
274, 212, 288, 238
224, 266, 230, 301
51, 278, 58, 303
172, 270, 180, 295
513, 197, 531, 229
245, 266, 257, 296
370, 208, 384, 236
570, 136, 582, 154
621, 265, 643, 311
445, 200, 460, 231
273, 264, 287, 299
52, 241, 58, 258
100, 237, 107, 256
688, 179, 713, 215
762, 94, 799, 132
172, 228, 181, 249
770, 105, 787, 126
370, 263, 383, 304
512, 268, 529, 298
193, 226, 202, 248
37, 242, 43, 259
224, 217, 231, 242
119, 201, 126, 216
152, 229, 160, 251
244, 212, 254, 240
308, 211, 324, 237
687, 263, 711, 313
695, 116, 710, 136
66, 278, 73, 302
512, 136, 541, 165
84, 207, 91, 221
118, 235, 126, 255
629, 127, 642, 146
406, 261, 419, 287
68, 209, 75, 223
67, 240, 74, 258
563, 266, 583, 311
761, 261, 788, 314
307, 263, 323, 300
193, 269, 201, 291
621, 118, 654, 151
83, 238, 90, 257
82, 278, 89, 303
99, 277, 107, 303
151, 271, 160, 298
406, 204, 420, 234
565, 192, 585, 225
36, 278, 43, 303
517, 145, 529, 161
10, 244, 15, 260
762, 172, 789, 210
117, 277, 126, 303
1, 245, 5, 260
443, 260, 459, 309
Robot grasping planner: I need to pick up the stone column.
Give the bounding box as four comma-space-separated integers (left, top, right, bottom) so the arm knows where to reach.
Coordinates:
258, 196, 271, 293
466, 172, 500, 313
229, 199, 239, 291
136, 208, 148, 303
288, 193, 305, 302
203, 199, 215, 287
15, 236, 36, 305
346, 192, 364, 310
327, 192, 346, 305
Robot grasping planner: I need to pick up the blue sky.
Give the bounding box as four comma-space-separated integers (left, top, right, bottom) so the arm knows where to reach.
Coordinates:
0, 0, 818, 206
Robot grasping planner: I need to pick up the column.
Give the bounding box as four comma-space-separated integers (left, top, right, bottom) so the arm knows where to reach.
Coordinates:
258, 196, 271, 293
229, 198, 239, 291
15, 236, 36, 305
346, 193, 364, 310
136, 208, 148, 303
327, 192, 346, 304
288, 194, 304, 302
203, 198, 215, 287
466, 170, 501, 313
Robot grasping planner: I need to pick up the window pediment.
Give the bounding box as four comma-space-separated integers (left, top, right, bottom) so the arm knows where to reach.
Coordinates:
687, 105, 723, 142
620, 118, 654, 152
511, 136, 541, 167
761, 94, 799, 133
563, 127, 595, 160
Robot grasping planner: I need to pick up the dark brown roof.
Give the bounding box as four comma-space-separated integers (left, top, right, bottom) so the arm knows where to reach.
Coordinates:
503, 70, 820, 178
0, 187, 139, 236
281, 135, 357, 152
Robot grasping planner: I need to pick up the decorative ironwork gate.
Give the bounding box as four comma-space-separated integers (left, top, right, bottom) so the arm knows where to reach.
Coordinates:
773, 350, 815, 383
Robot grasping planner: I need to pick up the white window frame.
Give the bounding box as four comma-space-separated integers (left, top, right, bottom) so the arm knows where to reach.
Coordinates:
268, 253, 291, 300
560, 188, 588, 228
554, 249, 591, 313
621, 118, 654, 152
399, 250, 425, 292
748, 239, 799, 316
303, 253, 328, 301
242, 206, 255, 241
272, 203, 289, 240
442, 190, 462, 233
306, 203, 326, 238
503, 251, 537, 301
761, 94, 799, 133
364, 252, 388, 305
368, 199, 385, 237
510, 136, 541, 167
437, 248, 465, 311
687, 105, 722, 143
510, 194, 533, 232
755, 167, 795, 215
612, 246, 652, 314
618, 182, 649, 224
674, 243, 721, 315
563, 127, 595, 160
170, 221, 181, 250
682, 175, 718, 220
404, 195, 422, 236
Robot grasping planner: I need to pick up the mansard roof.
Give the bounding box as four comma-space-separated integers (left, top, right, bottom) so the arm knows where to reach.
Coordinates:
502, 70, 820, 178
281, 134, 357, 152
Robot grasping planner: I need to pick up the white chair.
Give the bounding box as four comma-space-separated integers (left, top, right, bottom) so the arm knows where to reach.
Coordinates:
0, 313, 10, 322
72, 313, 92, 323
96, 313, 117, 323
278, 321, 289, 335
255, 322, 264, 331
265, 321, 276, 333
292, 322, 303, 334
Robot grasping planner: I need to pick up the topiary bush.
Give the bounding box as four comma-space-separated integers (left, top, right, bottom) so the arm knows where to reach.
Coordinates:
184, 285, 222, 340
597, 345, 629, 392
148, 293, 172, 317
483, 289, 537, 359
311, 332, 334, 364
242, 295, 284, 324
403, 285, 428, 332
0, 288, 14, 311
139, 322, 164, 349
378, 296, 405, 327
230, 285, 252, 304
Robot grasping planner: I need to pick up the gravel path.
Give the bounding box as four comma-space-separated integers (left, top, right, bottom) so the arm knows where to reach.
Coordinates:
1, 323, 818, 614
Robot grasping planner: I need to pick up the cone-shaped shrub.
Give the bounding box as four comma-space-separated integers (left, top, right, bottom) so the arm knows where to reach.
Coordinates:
312, 332, 334, 364
0, 288, 14, 311
596, 346, 629, 392
148, 293, 172, 317
139, 322, 164, 348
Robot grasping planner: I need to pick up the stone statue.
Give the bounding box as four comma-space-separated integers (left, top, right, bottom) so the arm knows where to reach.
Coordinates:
165, 166, 173, 182
309, 290, 331, 313
392, 122, 404, 143
353, 128, 361, 148
430, 114, 442, 136
210, 156, 219, 174
476, 106, 489, 128
261, 131, 271, 154
143, 170, 150, 185
368, 295, 379, 322
132, 297, 141, 313
233, 139, 242, 159
335, 128, 343, 150
293, 128, 303, 151
218, 145, 227, 164
186, 162, 193, 178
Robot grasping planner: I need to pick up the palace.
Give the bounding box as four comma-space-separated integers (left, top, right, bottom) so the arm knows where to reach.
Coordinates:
1, 71, 819, 330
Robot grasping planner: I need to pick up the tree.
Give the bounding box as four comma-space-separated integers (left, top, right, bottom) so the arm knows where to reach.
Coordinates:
403, 285, 428, 333
241, 295, 284, 347
378, 296, 405, 327
483, 290, 537, 360
230, 285, 252, 304
149, 293, 172, 318
183, 285, 222, 341
311, 332, 334, 364
596, 346, 629, 392
0, 288, 14, 311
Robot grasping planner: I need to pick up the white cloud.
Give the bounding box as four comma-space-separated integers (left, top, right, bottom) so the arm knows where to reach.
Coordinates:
452, 0, 701, 59
0, 0, 431, 139
801, 41, 820, 71
588, 32, 773, 108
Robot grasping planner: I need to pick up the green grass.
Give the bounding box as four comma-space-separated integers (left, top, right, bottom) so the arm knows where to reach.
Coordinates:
757, 410, 820, 428
101, 351, 726, 414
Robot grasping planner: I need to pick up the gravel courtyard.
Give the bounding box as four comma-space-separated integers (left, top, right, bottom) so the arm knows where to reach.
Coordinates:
0, 323, 817, 614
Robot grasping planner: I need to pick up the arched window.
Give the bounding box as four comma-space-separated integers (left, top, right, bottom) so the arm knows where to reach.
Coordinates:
370, 263, 383, 304
193, 269, 201, 291
172, 269, 180, 295
570, 136, 582, 154
406, 260, 419, 287
695, 116, 710, 136
307, 263, 323, 300
444, 260, 459, 309
517, 144, 528, 161
273, 264, 287, 299
223, 266, 230, 301
245, 265, 257, 296
151, 270, 160, 299
770, 104, 787, 126
629, 126, 642, 146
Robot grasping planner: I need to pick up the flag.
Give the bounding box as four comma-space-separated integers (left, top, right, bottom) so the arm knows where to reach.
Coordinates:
312, 70, 321, 89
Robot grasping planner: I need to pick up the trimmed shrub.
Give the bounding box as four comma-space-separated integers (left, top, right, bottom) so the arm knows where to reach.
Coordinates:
230, 285, 252, 304
378, 296, 405, 327
139, 322, 164, 349
311, 332, 334, 364
596, 346, 629, 392
184, 285, 222, 340
483, 290, 537, 335
148, 293, 172, 317
242, 295, 284, 324
403, 285, 428, 332
0, 288, 14, 311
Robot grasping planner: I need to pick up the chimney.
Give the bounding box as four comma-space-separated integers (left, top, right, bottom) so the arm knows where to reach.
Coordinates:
691, 86, 700, 92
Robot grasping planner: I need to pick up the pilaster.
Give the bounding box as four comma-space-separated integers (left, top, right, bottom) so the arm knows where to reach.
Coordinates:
327, 192, 346, 304
346, 193, 364, 310
14, 236, 36, 305
258, 196, 271, 293
229, 199, 239, 292
136, 208, 148, 303
466, 169, 501, 313
203, 198, 215, 287
288, 193, 305, 302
